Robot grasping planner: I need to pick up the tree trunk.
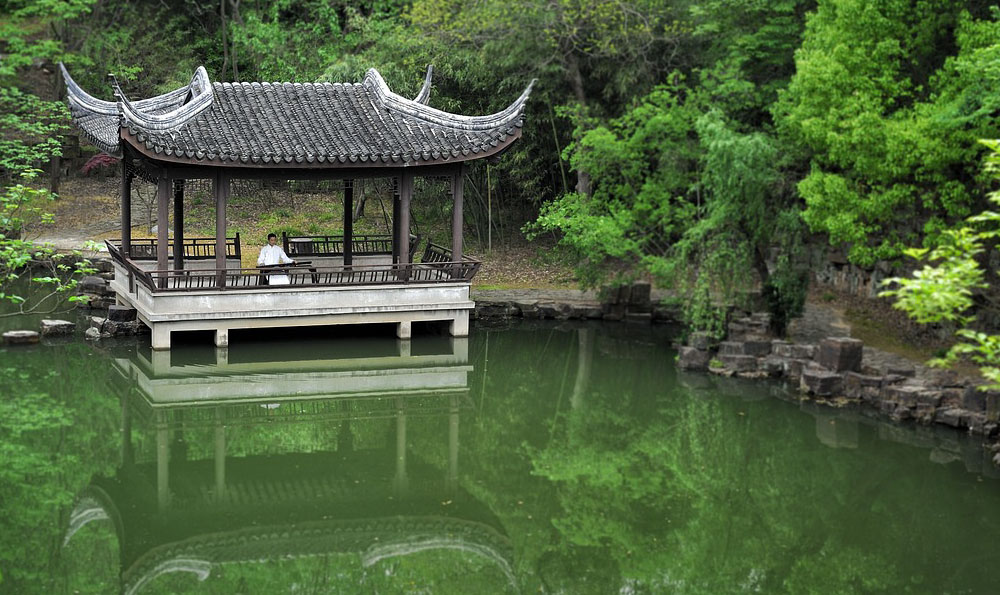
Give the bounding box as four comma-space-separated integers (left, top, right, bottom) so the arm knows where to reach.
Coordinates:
564, 51, 591, 196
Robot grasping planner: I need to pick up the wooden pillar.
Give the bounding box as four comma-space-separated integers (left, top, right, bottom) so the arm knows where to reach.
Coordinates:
451, 169, 464, 277
214, 408, 226, 502
121, 160, 132, 257
214, 172, 229, 288
394, 397, 408, 496
392, 177, 401, 265
399, 171, 413, 270
447, 393, 459, 493
173, 179, 185, 270
156, 411, 170, 510
343, 179, 353, 267
156, 175, 170, 289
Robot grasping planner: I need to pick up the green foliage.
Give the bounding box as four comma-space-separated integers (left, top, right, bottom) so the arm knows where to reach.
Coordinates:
776, 1, 1000, 266
0, 170, 95, 309
881, 141, 1000, 387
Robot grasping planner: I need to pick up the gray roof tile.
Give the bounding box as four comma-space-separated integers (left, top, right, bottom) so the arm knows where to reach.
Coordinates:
62, 64, 532, 168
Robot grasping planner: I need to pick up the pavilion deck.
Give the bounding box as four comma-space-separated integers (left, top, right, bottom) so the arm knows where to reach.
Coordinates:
106, 239, 480, 349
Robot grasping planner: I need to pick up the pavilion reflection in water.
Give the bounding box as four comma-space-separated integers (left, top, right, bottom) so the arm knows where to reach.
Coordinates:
65, 337, 515, 594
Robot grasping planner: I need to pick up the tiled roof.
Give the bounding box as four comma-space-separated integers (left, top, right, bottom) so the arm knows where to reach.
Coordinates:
61, 64, 532, 168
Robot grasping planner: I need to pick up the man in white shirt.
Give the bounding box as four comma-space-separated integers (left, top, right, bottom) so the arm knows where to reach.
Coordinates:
257, 233, 294, 285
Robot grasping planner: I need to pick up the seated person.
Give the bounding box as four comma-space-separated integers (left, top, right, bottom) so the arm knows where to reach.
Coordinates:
257, 233, 294, 285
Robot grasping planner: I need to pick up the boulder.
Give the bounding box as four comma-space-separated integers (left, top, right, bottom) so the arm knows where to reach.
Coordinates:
77, 275, 107, 293
84, 326, 102, 341
625, 312, 653, 324
773, 342, 816, 360
688, 331, 713, 351
628, 282, 652, 313
817, 337, 863, 372
934, 408, 965, 428
39, 319, 76, 336
844, 372, 883, 402
720, 354, 758, 373
758, 355, 786, 377
719, 341, 745, 356
783, 358, 809, 381
800, 368, 844, 396
537, 302, 572, 319
742, 336, 772, 357
107, 304, 137, 322
677, 347, 712, 371
2, 330, 40, 345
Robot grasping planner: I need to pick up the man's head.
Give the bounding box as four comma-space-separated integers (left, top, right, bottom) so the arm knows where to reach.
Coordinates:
267, 233, 277, 245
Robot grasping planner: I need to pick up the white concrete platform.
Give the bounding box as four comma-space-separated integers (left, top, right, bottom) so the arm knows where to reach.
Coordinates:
110, 261, 473, 349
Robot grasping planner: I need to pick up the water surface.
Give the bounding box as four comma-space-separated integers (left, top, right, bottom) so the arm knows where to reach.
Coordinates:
1, 320, 998, 593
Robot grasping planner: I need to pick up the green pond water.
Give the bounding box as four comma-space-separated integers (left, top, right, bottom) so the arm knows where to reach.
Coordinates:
1, 315, 999, 594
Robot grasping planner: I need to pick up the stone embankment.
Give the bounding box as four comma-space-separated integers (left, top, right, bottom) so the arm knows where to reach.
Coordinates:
678, 313, 1000, 465
472, 283, 680, 323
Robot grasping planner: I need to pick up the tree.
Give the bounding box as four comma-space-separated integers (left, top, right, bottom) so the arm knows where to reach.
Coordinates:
774, 1, 1000, 266
881, 141, 1000, 388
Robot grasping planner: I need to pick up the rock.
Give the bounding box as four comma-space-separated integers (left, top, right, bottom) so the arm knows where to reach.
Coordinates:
800, 368, 844, 396
688, 331, 713, 350
628, 282, 652, 313
742, 336, 772, 357
107, 304, 137, 322
677, 347, 712, 371
519, 302, 541, 319
884, 363, 916, 378
39, 319, 76, 336
817, 337, 864, 372
719, 341, 745, 356
844, 372, 883, 402
536, 302, 572, 319
89, 316, 106, 330
571, 304, 604, 319
783, 358, 809, 381
994, 452, 1000, 467
934, 408, 965, 428
773, 342, 816, 360
2, 330, 40, 345
78, 275, 107, 293
652, 305, 679, 322
720, 354, 758, 373
759, 355, 786, 377
885, 384, 923, 407
84, 327, 102, 341
625, 312, 652, 324
602, 303, 625, 321
961, 386, 998, 413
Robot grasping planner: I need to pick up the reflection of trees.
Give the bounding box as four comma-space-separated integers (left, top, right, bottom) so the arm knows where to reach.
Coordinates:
0, 343, 120, 592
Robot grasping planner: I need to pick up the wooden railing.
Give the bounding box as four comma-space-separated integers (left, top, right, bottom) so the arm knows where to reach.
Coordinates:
422, 242, 480, 265
111, 235, 241, 260
106, 240, 481, 292
283, 233, 421, 260
106, 241, 155, 293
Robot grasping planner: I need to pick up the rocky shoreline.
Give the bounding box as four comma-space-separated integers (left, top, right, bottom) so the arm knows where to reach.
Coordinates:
678, 312, 1000, 466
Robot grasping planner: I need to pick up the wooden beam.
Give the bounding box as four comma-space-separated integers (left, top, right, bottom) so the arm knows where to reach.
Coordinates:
156, 175, 170, 288
215, 172, 229, 288
121, 159, 132, 258
173, 179, 185, 270
343, 179, 353, 267
451, 168, 464, 276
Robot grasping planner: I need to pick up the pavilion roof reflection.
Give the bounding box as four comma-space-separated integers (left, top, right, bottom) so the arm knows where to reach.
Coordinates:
67, 336, 516, 594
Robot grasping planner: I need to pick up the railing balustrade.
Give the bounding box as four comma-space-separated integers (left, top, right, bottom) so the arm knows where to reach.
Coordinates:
111, 235, 241, 260
105, 240, 480, 293
283, 233, 421, 260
